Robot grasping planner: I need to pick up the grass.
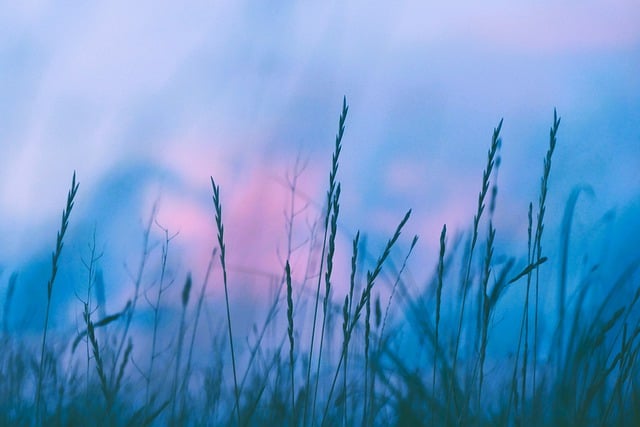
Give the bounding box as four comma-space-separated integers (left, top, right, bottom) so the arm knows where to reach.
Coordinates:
211, 177, 240, 425
35, 171, 79, 425
1, 100, 639, 426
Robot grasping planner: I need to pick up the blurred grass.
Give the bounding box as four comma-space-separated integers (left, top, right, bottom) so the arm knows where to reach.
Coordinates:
1, 100, 638, 426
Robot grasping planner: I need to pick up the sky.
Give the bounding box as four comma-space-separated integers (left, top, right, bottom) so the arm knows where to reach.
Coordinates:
0, 1, 639, 333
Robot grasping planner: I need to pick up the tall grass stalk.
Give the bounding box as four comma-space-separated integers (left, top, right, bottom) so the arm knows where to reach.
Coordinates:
303, 96, 348, 426
344, 232, 359, 427
379, 235, 418, 345
509, 200, 534, 424
312, 182, 340, 422
362, 287, 370, 427
35, 171, 79, 422
477, 222, 495, 407
211, 177, 240, 425
532, 109, 560, 405
475, 149, 500, 412
430, 224, 446, 425
285, 261, 295, 423
321, 209, 411, 427
449, 119, 502, 420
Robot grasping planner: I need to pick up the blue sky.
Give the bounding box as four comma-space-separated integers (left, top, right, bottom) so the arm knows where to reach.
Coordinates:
0, 1, 638, 330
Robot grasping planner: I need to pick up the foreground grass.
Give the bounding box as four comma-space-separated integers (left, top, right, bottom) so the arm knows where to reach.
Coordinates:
1, 99, 638, 426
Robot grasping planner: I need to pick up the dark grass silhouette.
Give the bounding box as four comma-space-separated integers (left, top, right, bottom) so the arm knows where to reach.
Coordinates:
1, 99, 638, 426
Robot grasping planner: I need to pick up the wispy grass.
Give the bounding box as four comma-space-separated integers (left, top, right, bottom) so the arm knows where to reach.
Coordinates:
431, 224, 446, 426
285, 260, 295, 422
142, 222, 176, 414
449, 118, 502, 424
35, 171, 79, 422
531, 109, 560, 408
304, 96, 348, 427
0, 102, 637, 427
321, 209, 411, 426
211, 177, 240, 425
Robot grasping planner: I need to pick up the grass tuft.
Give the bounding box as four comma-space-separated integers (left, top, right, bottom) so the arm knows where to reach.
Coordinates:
0, 103, 635, 427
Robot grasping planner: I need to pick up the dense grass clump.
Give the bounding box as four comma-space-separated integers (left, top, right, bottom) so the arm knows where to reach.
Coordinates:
1, 98, 638, 426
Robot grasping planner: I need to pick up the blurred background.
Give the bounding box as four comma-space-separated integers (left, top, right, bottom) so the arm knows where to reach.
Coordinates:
0, 1, 638, 331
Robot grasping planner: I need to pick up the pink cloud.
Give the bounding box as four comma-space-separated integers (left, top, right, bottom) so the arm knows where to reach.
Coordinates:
145, 137, 327, 303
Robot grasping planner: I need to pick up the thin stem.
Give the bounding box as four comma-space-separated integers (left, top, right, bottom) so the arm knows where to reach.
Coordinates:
304, 96, 348, 426
211, 178, 241, 425
36, 171, 79, 423
312, 183, 340, 423
432, 224, 447, 426
532, 109, 560, 407
449, 119, 502, 421
321, 210, 411, 427
286, 261, 296, 422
